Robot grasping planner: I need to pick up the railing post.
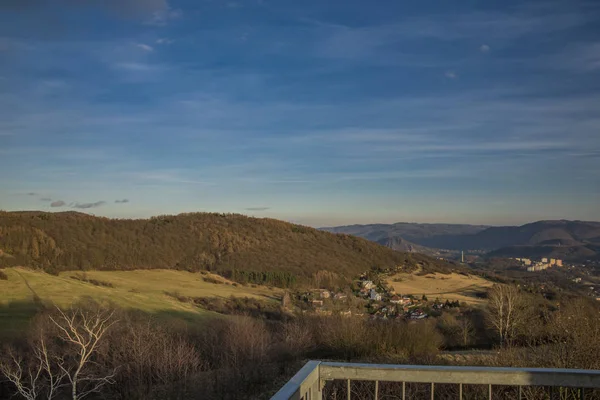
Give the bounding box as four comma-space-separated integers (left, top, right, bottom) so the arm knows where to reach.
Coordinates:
488, 384, 492, 400
402, 381, 406, 400
431, 382, 435, 400
347, 379, 351, 400
374, 380, 379, 400
459, 383, 463, 400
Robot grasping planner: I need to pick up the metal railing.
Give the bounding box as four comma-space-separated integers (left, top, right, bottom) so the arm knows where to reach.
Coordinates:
271, 361, 600, 400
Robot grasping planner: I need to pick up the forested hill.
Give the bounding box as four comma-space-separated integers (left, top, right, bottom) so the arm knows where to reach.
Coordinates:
0, 211, 452, 283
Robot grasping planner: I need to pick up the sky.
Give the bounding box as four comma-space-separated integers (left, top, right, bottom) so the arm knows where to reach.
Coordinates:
1, 0, 599, 227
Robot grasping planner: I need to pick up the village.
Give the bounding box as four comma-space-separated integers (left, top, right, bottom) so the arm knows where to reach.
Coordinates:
299, 271, 461, 321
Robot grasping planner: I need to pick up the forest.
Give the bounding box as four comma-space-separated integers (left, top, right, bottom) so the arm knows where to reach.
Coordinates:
0, 211, 452, 284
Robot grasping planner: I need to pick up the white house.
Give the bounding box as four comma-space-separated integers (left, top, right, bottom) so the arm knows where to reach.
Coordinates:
370, 289, 382, 301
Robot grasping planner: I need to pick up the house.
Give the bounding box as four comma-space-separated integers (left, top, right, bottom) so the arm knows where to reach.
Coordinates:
311, 300, 324, 307
370, 289, 382, 301
340, 310, 352, 317
390, 295, 401, 304
409, 309, 428, 320
319, 290, 331, 299
400, 296, 412, 305
362, 280, 375, 290
334, 293, 347, 300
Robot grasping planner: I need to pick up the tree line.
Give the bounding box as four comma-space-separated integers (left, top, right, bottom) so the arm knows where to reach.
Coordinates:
0, 211, 449, 285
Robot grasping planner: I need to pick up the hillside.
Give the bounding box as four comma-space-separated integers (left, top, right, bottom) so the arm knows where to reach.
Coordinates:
0, 211, 453, 284
324, 220, 600, 261
0, 267, 284, 337
322, 222, 489, 244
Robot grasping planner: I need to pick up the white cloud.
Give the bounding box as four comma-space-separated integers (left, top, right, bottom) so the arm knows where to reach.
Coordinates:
480, 44, 490, 52
146, 7, 182, 26
156, 38, 173, 45
113, 62, 155, 71
136, 43, 154, 52
445, 71, 458, 79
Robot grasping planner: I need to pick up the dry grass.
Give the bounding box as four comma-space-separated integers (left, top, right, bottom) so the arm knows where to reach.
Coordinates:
0, 267, 282, 327
387, 271, 493, 305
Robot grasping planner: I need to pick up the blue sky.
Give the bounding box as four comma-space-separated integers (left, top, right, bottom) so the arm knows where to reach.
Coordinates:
1, 0, 599, 226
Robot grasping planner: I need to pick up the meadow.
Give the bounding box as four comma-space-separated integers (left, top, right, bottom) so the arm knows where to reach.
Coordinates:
386, 271, 493, 305
0, 267, 282, 336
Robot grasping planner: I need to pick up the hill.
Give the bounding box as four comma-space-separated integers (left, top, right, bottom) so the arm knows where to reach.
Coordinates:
0, 267, 284, 337
324, 220, 600, 261
0, 211, 454, 285
322, 222, 489, 244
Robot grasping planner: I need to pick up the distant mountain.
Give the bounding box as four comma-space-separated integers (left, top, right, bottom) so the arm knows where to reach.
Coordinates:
323, 220, 600, 261
378, 236, 435, 254
0, 211, 458, 285
322, 222, 489, 244
488, 244, 599, 260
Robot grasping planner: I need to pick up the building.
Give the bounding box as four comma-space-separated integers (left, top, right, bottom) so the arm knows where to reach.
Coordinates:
556, 259, 563, 267
334, 293, 347, 300
319, 290, 331, 299
390, 295, 401, 304
362, 280, 375, 290
311, 300, 324, 307
550, 259, 556, 266
370, 289, 382, 301
523, 259, 532, 266
542, 258, 548, 263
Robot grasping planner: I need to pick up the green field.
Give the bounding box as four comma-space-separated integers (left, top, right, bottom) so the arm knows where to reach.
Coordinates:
0, 267, 282, 336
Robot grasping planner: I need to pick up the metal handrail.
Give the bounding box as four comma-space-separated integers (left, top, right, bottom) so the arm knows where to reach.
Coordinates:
271, 361, 600, 400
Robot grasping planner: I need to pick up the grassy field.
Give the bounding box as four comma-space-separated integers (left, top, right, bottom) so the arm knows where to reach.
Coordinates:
0, 267, 282, 336
386, 271, 493, 305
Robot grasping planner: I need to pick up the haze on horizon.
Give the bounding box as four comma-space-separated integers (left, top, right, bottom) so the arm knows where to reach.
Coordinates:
1, 0, 599, 227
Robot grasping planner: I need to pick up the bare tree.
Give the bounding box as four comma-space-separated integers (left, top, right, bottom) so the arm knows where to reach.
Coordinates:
457, 318, 475, 347
486, 284, 527, 345
49, 307, 118, 400
0, 334, 66, 400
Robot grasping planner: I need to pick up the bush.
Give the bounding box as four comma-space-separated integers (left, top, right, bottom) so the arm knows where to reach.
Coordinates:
71, 272, 114, 288
202, 276, 223, 284
0, 269, 7, 280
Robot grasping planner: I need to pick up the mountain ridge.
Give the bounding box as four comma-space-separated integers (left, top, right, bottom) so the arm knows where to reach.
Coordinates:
0, 211, 460, 284
322, 220, 600, 260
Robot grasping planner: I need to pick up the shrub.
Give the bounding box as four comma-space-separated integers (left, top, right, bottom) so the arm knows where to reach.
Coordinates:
71, 272, 114, 288
202, 276, 223, 284
0, 269, 7, 280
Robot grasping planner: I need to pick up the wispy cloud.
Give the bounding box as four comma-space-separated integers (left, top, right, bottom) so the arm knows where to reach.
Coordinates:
156, 38, 173, 45
445, 71, 457, 79
72, 201, 106, 209
112, 62, 159, 72
115, 199, 129, 203
552, 42, 600, 72
136, 43, 154, 52
50, 200, 65, 207
146, 7, 182, 26
0, 0, 170, 15
245, 207, 270, 211
40, 197, 52, 201
27, 192, 37, 196
308, 4, 592, 66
